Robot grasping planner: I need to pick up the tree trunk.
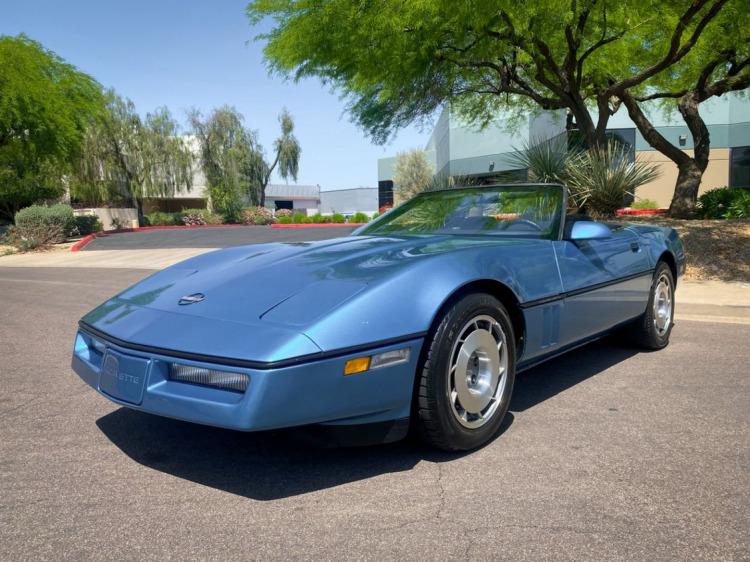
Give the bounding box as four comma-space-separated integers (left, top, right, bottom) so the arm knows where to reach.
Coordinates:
670, 162, 704, 218
668, 92, 710, 217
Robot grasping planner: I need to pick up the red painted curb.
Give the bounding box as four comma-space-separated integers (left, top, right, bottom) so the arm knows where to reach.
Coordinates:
616, 208, 668, 216
271, 223, 366, 229
70, 223, 268, 252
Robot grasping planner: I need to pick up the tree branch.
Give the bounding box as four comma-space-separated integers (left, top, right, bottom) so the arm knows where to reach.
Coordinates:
607, 0, 728, 95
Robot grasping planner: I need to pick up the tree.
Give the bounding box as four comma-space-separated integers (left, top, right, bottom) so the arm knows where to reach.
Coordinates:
257, 109, 301, 207
0, 35, 104, 220
188, 106, 265, 218
248, 0, 743, 215
617, 4, 750, 216
73, 92, 194, 220
392, 149, 434, 203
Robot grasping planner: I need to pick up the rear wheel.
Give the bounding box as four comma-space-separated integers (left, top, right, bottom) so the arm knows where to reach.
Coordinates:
630, 262, 675, 349
415, 293, 516, 451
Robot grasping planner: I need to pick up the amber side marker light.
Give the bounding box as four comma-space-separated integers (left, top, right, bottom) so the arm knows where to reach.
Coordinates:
343, 348, 411, 376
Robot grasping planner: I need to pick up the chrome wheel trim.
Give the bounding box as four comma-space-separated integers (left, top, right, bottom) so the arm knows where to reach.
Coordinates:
653, 273, 673, 336
447, 314, 509, 429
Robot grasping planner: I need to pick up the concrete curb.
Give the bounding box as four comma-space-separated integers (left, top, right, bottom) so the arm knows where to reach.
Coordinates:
70, 224, 268, 252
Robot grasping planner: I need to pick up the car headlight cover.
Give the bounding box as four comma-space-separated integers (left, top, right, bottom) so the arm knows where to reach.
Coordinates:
169, 363, 249, 392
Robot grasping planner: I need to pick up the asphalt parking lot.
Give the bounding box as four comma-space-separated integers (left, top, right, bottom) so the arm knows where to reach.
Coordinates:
83, 225, 358, 250
0, 266, 748, 561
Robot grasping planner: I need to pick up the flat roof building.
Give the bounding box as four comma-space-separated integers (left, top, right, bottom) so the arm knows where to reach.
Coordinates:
378, 94, 750, 208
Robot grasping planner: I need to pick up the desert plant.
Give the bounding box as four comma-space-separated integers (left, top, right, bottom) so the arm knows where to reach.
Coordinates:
565, 142, 660, 217
351, 212, 369, 223
275, 208, 293, 218
14, 204, 75, 244
508, 135, 571, 183
242, 206, 275, 225
393, 149, 433, 202
181, 213, 206, 226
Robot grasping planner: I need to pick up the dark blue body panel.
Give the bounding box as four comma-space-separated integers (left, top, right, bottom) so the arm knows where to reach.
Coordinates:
72, 221, 683, 432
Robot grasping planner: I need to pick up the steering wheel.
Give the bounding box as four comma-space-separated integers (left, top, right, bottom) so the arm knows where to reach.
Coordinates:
507, 217, 544, 232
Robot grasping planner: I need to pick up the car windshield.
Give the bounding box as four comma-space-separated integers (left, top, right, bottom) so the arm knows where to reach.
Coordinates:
358, 185, 563, 239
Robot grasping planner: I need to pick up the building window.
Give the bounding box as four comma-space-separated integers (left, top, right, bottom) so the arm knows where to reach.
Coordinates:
378, 180, 394, 208
730, 146, 750, 188
275, 200, 293, 210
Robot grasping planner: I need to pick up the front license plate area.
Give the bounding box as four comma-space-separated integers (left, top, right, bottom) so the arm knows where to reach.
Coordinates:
99, 350, 149, 405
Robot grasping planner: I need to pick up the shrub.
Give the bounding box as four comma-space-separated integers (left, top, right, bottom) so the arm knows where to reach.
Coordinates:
144, 211, 180, 226
696, 187, 750, 219
331, 213, 346, 223
181, 212, 206, 226
371, 212, 380, 220
73, 214, 102, 235
351, 212, 369, 223
726, 189, 750, 218
277, 216, 292, 224
110, 217, 127, 230
291, 213, 308, 223
181, 208, 223, 225
242, 206, 275, 225
565, 142, 660, 217
275, 208, 293, 218
631, 199, 660, 210
14, 204, 75, 246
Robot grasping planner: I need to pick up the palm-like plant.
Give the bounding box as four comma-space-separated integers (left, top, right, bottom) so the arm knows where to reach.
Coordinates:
508, 135, 570, 183
565, 142, 660, 217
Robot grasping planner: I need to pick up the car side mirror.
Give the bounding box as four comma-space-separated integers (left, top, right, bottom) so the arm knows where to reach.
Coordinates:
567, 221, 612, 240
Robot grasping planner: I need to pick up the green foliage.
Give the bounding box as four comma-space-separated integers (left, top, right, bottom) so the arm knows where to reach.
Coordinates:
0, 35, 105, 220
726, 190, 750, 218
144, 211, 179, 226
631, 199, 660, 210
508, 136, 571, 183
247, 1, 739, 147
72, 92, 193, 215
351, 212, 369, 223
565, 142, 660, 217
291, 213, 310, 223
331, 213, 346, 224
277, 216, 292, 224
393, 149, 433, 203
73, 215, 102, 235
698, 187, 750, 219
189, 106, 264, 213
14, 204, 75, 246
241, 206, 275, 225
180, 208, 223, 225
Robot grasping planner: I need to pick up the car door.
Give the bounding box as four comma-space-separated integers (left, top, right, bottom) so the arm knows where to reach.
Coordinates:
553, 220, 653, 346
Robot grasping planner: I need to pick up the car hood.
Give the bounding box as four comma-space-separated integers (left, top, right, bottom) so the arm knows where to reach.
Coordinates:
81, 234, 535, 360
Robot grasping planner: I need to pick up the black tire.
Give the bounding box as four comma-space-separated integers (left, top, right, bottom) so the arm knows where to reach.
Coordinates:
415, 293, 516, 451
631, 262, 675, 350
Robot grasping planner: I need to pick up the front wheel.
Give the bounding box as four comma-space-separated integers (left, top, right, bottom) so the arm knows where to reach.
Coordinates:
415, 293, 516, 451
630, 262, 675, 350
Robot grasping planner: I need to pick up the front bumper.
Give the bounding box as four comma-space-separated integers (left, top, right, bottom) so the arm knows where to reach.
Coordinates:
72, 329, 423, 431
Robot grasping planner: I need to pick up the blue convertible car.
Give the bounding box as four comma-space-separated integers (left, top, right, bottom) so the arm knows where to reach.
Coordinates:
72, 184, 684, 450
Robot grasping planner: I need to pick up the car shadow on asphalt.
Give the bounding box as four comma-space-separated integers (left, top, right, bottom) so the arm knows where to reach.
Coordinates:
96, 336, 638, 501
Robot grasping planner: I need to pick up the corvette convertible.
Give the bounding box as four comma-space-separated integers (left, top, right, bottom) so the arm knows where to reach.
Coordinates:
72, 183, 684, 450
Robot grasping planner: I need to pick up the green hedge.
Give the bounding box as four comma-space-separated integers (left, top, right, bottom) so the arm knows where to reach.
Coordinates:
14, 204, 75, 246
351, 212, 369, 223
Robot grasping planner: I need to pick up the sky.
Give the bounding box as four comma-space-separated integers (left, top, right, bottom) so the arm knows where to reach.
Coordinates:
2, 0, 432, 190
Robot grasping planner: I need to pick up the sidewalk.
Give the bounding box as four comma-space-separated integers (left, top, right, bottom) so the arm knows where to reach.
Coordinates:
1, 247, 748, 324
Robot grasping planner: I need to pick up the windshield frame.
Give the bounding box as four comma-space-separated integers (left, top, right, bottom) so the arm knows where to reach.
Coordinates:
354, 183, 567, 241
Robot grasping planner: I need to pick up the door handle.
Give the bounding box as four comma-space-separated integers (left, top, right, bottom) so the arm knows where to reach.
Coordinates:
630, 241, 640, 252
